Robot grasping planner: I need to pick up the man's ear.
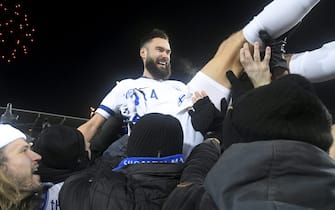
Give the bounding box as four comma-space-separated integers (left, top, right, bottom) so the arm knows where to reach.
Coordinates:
140, 47, 147, 59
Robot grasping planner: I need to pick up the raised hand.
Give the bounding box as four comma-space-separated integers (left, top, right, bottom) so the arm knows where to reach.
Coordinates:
240, 42, 272, 87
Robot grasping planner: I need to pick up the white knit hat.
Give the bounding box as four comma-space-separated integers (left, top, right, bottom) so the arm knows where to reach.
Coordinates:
0, 124, 26, 149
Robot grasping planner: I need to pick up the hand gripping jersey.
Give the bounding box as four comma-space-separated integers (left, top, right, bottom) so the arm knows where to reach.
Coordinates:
95, 77, 203, 157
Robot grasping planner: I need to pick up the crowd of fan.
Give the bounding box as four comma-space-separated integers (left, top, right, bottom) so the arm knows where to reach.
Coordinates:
1, 0, 335, 209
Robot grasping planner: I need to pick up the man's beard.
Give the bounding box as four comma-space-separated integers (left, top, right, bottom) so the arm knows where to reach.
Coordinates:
6, 169, 42, 198
145, 57, 171, 80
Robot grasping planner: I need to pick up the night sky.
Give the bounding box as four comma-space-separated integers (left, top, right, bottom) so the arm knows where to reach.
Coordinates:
1, 0, 335, 119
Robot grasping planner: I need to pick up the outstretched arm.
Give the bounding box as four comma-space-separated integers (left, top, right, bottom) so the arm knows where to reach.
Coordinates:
288, 41, 335, 83
188, 0, 320, 110
77, 113, 106, 143
208, 0, 320, 82
243, 0, 320, 46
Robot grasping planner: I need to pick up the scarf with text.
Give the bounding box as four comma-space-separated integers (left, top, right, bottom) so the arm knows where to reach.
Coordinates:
112, 154, 184, 171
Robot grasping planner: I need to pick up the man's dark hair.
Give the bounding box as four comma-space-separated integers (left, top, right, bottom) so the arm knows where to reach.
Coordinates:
140, 28, 169, 48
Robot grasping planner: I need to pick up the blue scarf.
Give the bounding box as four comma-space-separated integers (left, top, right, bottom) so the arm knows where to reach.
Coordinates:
112, 154, 184, 171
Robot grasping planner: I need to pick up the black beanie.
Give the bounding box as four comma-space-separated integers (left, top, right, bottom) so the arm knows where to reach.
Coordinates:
126, 113, 184, 157
33, 125, 89, 183
222, 74, 333, 152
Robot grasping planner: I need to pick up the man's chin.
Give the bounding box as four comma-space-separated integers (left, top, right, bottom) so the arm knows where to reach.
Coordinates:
20, 174, 42, 198
147, 65, 171, 80
32, 174, 41, 185
157, 69, 171, 79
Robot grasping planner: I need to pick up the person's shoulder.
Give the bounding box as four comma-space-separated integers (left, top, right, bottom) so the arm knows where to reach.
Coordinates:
163, 79, 187, 86
61, 165, 126, 192
116, 77, 148, 85
163, 80, 189, 93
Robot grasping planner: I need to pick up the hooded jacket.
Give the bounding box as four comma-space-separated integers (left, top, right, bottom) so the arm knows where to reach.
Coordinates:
205, 140, 335, 210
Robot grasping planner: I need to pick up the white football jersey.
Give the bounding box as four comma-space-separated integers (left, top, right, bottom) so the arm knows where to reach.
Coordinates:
39, 182, 63, 210
96, 77, 203, 157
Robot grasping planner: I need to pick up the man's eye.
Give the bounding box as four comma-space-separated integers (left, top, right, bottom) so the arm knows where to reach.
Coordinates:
21, 146, 30, 153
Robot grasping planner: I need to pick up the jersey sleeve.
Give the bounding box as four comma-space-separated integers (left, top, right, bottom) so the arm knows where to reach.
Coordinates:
95, 81, 127, 119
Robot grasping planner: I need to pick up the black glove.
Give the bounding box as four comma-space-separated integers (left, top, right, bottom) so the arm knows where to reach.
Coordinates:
188, 96, 226, 140
259, 30, 289, 79
226, 70, 254, 103
203, 97, 228, 142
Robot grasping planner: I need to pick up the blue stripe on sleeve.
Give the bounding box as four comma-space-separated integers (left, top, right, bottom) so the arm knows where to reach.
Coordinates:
98, 104, 116, 116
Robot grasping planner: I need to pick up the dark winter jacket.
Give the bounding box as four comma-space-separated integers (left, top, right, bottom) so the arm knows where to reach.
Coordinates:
59, 157, 183, 210
205, 140, 335, 210
163, 139, 221, 210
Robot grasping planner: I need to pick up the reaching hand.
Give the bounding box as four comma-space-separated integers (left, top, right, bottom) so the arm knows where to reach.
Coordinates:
259, 30, 289, 79
240, 42, 271, 88
189, 91, 226, 138
191, 90, 208, 104
226, 70, 253, 102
